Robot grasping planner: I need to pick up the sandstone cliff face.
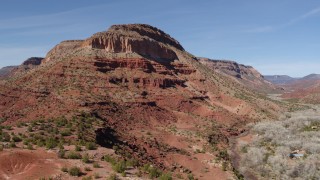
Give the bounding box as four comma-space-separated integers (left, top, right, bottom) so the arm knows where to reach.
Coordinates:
44, 25, 182, 63
82, 24, 182, 61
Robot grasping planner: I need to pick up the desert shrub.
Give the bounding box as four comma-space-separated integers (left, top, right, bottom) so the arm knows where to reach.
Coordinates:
216, 149, 229, 161
60, 129, 71, 136
148, 166, 161, 179
9, 141, 16, 148
1, 132, 10, 142
126, 158, 139, 167
75, 145, 82, 151
27, 143, 34, 150
57, 149, 65, 158
12, 135, 22, 142
67, 151, 82, 159
93, 162, 101, 168
187, 173, 194, 180
82, 176, 92, 180
112, 160, 126, 173
68, 166, 82, 176
0, 144, 3, 151
104, 154, 116, 165
85, 142, 97, 150
82, 153, 90, 163
61, 166, 68, 173
45, 137, 58, 149
159, 172, 172, 180
107, 174, 118, 180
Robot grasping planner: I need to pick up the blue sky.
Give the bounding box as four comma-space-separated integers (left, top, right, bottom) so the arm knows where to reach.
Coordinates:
0, 0, 319, 77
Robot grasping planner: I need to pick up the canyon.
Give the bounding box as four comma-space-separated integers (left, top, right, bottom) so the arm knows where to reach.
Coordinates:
0, 24, 311, 180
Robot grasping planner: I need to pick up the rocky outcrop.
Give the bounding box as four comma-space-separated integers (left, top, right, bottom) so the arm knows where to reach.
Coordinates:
82, 24, 182, 61
22, 57, 44, 66
43, 25, 183, 63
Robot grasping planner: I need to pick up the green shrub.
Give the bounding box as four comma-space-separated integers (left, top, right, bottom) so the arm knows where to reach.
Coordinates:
159, 173, 172, 180
126, 158, 139, 167
104, 154, 116, 165
112, 160, 126, 173
1, 132, 10, 142
93, 162, 101, 168
60, 129, 71, 136
187, 173, 194, 180
45, 138, 58, 149
12, 135, 22, 142
82, 153, 90, 163
0, 144, 3, 151
67, 151, 82, 159
85, 142, 97, 150
27, 143, 34, 150
9, 141, 16, 148
82, 176, 92, 180
57, 149, 65, 158
149, 167, 161, 179
222, 161, 228, 171
75, 145, 82, 151
107, 174, 118, 180
68, 166, 82, 176
61, 166, 68, 173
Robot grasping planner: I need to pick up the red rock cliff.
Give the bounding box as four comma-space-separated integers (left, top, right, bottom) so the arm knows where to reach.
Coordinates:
82, 24, 183, 60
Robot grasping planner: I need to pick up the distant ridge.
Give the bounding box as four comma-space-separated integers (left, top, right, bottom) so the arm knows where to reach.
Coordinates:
264, 75, 297, 84
265, 73, 320, 85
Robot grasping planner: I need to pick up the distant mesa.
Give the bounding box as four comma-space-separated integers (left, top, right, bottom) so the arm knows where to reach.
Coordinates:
198, 57, 281, 93
0, 57, 44, 79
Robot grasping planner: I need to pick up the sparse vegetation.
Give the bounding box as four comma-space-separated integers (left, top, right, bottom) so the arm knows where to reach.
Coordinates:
237, 108, 320, 179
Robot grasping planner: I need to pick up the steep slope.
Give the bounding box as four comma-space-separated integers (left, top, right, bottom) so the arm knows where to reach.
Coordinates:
199, 58, 282, 93
0, 24, 283, 179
